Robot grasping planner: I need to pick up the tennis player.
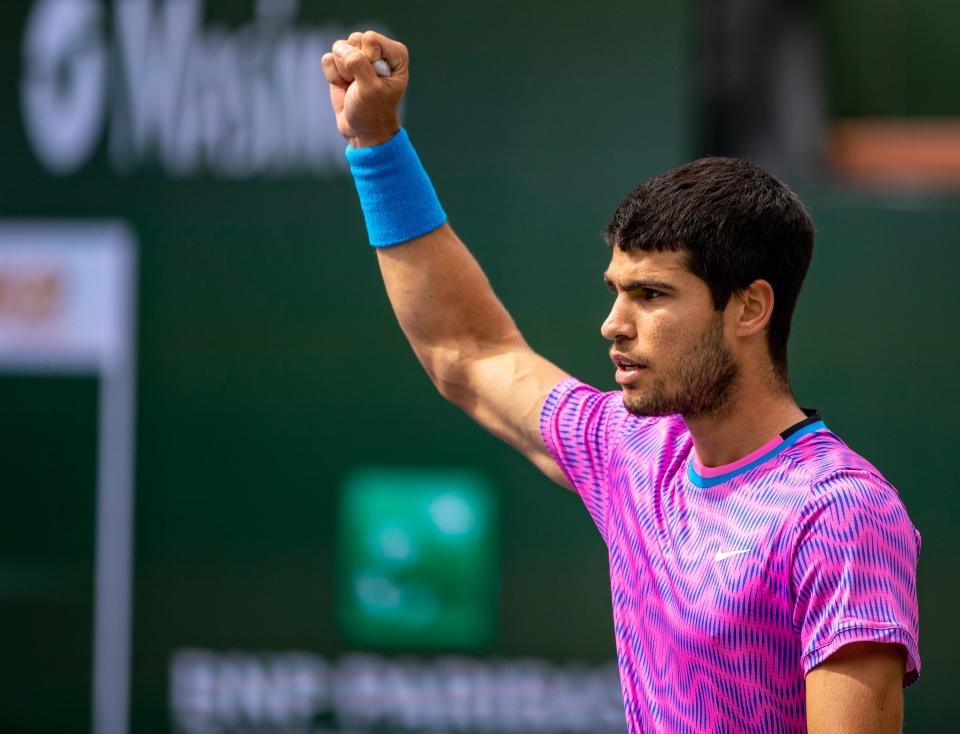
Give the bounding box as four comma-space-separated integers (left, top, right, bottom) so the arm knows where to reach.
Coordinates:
322, 31, 921, 734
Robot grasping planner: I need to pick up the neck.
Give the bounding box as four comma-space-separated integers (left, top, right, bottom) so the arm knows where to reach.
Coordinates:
683, 374, 806, 468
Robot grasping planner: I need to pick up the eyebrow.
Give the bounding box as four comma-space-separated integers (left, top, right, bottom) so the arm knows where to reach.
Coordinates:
603, 275, 675, 292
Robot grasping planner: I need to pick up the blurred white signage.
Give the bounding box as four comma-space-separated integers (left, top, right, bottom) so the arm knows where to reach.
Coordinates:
21, 0, 355, 178
171, 649, 627, 734
0, 222, 132, 373
0, 221, 137, 734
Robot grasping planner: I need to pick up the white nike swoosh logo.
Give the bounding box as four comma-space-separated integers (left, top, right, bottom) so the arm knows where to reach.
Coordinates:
714, 548, 750, 562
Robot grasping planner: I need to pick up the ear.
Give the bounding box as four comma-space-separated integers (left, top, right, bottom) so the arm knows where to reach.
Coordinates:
732, 279, 774, 337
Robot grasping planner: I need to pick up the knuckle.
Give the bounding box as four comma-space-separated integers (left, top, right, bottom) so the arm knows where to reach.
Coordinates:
343, 51, 367, 72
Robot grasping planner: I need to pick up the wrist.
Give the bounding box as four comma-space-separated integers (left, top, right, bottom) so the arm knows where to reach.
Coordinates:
349, 126, 401, 149
345, 127, 447, 247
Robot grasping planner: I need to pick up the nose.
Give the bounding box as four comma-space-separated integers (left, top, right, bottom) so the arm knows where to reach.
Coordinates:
600, 296, 636, 341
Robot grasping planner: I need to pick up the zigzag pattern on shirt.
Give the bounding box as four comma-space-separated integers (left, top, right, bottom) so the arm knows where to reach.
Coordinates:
540, 377, 921, 734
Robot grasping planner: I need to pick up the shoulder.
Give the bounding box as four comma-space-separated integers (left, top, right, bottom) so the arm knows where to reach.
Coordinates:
784, 431, 920, 550
783, 430, 896, 500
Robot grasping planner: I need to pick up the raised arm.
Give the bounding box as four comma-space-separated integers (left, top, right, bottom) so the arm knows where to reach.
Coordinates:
321, 31, 571, 489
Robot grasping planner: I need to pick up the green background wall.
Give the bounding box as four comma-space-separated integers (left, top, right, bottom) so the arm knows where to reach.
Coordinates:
0, 1, 956, 732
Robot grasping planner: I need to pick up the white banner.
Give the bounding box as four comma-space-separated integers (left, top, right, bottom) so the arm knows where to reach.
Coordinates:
0, 221, 134, 374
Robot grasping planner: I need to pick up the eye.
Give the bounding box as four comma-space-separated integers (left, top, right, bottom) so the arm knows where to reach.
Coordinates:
642, 288, 664, 300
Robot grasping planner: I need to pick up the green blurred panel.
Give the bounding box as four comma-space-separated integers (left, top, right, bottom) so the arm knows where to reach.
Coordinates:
824, 0, 960, 116
338, 468, 496, 649
0, 376, 98, 734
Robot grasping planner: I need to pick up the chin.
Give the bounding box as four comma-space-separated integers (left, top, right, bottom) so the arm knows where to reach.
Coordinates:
621, 394, 652, 417
621, 389, 678, 418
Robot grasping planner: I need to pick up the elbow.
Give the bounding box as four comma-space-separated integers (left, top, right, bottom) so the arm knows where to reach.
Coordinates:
420, 345, 473, 406
432, 363, 471, 406
419, 335, 525, 408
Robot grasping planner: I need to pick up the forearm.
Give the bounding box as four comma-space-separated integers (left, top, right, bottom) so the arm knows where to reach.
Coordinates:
376, 223, 529, 394
324, 34, 531, 399
324, 32, 570, 486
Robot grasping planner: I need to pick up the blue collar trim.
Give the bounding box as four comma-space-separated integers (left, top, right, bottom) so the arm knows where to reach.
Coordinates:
687, 420, 827, 489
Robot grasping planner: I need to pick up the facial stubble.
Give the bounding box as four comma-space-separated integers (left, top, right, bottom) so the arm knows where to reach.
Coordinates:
621, 313, 739, 419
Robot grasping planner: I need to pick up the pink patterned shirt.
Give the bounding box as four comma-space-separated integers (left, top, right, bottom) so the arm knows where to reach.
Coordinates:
540, 377, 921, 734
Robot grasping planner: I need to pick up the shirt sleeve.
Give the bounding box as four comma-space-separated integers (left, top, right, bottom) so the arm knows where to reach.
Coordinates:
791, 469, 922, 687
539, 376, 628, 543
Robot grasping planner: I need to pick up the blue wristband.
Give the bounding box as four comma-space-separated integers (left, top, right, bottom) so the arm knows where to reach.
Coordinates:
345, 128, 448, 247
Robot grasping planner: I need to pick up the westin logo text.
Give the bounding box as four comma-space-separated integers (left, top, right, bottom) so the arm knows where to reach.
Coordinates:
21, 0, 358, 178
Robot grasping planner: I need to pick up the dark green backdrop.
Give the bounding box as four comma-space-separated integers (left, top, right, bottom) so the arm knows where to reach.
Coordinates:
0, 1, 956, 732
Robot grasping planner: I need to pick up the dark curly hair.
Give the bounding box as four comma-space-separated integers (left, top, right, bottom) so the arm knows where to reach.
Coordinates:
605, 157, 815, 383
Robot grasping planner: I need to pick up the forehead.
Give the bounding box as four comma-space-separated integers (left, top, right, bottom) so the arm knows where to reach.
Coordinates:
603, 248, 694, 285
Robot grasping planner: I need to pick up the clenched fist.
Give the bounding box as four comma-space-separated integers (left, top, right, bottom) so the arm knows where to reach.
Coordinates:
321, 30, 409, 149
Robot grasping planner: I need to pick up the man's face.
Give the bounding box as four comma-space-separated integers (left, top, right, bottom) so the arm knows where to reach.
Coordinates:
602, 247, 739, 418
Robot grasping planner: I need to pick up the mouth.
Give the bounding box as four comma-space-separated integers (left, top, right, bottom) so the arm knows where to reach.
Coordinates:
611, 353, 648, 386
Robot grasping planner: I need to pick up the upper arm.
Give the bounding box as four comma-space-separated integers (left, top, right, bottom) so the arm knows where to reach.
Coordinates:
437, 340, 573, 490
805, 642, 905, 734
373, 225, 574, 489
441, 343, 629, 546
